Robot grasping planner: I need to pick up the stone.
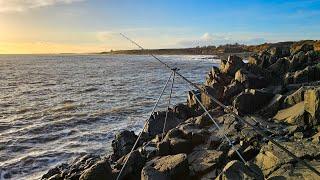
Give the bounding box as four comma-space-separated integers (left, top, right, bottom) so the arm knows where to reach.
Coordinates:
220, 55, 245, 76
173, 103, 191, 120
111, 130, 137, 160
235, 69, 268, 89
206, 135, 222, 149
201, 84, 224, 110
169, 138, 193, 154
289, 51, 308, 72
293, 132, 304, 140
267, 160, 320, 180
195, 108, 224, 127
79, 160, 113, 180
223, 80, 244, 103
145, 110, 183, 137
269, 46, 290, 59
188, 149, 224, 176
304, 87, 320, 125
141, 154, 189, 180
178, 123, 209, 145
273, 101, 305, 126
205, 66, 231, 86
115, 150, 146, 179
312, 132, 320, 143
215, 160, 264, 180
233, 89, 274, 114
291, 43, 314, 55
157, 140, 170, 156
254, 141, 320, 176
259, 94, 283, 117
268, 57, 290, 76
285, 63, 320, 84
283, 86, 306, 108
187, 90, 202, 114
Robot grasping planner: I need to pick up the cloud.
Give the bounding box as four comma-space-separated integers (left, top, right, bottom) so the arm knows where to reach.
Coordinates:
178, 32, 267, 47
0, 0, 84, 12
96, 31, 119, 42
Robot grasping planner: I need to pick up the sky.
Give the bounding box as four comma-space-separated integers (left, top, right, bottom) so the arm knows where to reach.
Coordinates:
0, 0, 320, 54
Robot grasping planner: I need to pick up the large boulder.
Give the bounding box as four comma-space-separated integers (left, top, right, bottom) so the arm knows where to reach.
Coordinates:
273, 101, 305, 126
205, 66, 231, 86
234, 69, 268, 89
283, 86, 306, 108
284, 63, 320, 84
223, 80, 245, 103
267, 160, 320, 180
200, 85, 224, 110
79, 159, 113, 180
115, 150, 146, 179
220, 55, 245, 76
188, 149, 224, 176
304, 87, 320, 125
173, 103, 191, 120
141, 154, 189, 180
254, 141, 320, 177
233, 89, 274, 114
268, 57, 290, 76
259, 94, 284, 117
144, 110, 183, 137
215, 160, 264, 180
111, 130, 138, 160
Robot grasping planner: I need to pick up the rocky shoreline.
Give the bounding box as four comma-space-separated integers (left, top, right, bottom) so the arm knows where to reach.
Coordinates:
42, 42, 320, 180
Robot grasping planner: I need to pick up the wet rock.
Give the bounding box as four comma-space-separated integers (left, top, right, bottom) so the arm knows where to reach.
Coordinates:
259, 94, 284, 117
304, 87, 320, 125
141, 154, 189, 180
112, 130, 137, 160
79, 159, 113, 180
188, 149, 224, 176
220, 55, 245, 76
233, 89, 274, 114
145, 110, 183, 137
115, 150, 146, 179
273, 101, 305, 126
235, 69, 268, 89
215, 160, 264, 180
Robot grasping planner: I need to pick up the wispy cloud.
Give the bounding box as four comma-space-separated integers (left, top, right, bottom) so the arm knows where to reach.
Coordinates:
0, 0, 84, 13
178, 32, 267, 47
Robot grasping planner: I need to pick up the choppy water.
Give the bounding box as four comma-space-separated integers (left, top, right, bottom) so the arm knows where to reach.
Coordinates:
0, 54, 219, 179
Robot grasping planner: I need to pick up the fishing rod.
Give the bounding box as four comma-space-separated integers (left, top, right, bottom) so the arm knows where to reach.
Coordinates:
119, 33, 320, 177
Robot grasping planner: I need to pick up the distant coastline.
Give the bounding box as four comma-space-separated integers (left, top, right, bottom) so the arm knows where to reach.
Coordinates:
101, 40, 320, 59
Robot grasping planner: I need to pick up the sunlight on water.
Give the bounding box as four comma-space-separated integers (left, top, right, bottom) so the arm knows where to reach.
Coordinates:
0, 54, 219, 179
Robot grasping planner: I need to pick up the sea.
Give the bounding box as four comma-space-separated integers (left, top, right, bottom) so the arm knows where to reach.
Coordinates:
0, 54, 220, 179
